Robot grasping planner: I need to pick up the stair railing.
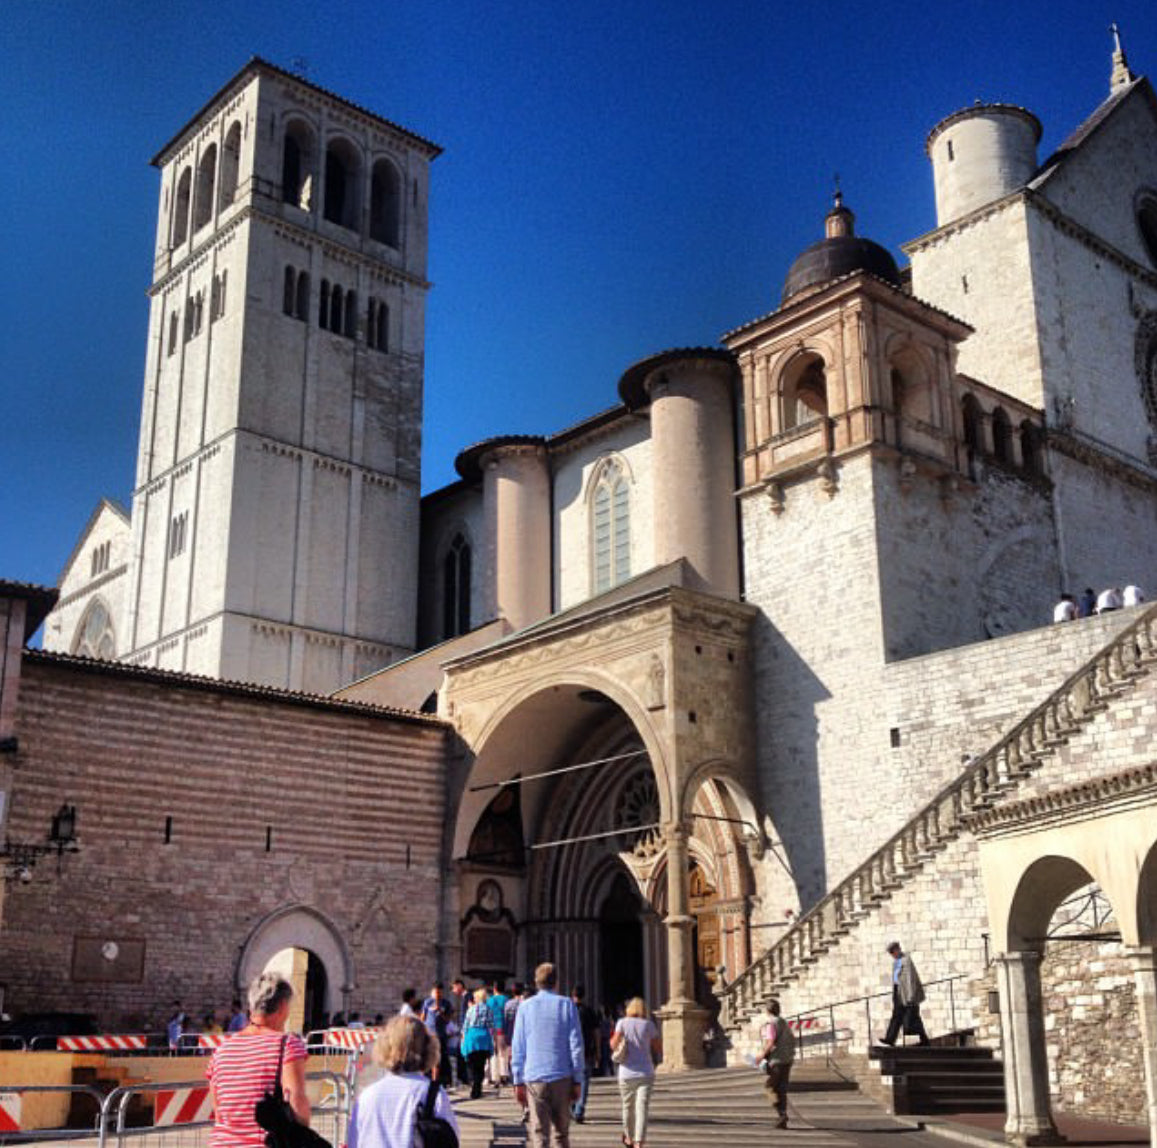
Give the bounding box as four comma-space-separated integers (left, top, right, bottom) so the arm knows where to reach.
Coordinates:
720, 603, 1157, 1031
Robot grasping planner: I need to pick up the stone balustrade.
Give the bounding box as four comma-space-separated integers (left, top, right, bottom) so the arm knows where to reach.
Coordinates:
719, 605, 1157, 1033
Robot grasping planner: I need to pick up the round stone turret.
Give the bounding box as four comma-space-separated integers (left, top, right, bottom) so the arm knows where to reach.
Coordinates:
926, 103, 1041, 227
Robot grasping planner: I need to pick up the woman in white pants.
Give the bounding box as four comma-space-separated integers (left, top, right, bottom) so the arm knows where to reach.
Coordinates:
609, 997, 661, 1148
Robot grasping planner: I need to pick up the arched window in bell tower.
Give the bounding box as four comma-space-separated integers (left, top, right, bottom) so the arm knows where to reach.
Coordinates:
591, 458, 631, 595
780, 352, 828, 430
442, 532, 472, 639
324, 138, 362, 230
219, 121, 241, 210
172, 167, 192, 247
991, 406, 1013, 466
193, 144, 217, 232
961, 393, 984, 455
369, 158, 401, 247
281, 120, 316, 210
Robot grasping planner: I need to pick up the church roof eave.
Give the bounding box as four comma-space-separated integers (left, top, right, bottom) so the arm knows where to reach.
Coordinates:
150, 55, 443, 169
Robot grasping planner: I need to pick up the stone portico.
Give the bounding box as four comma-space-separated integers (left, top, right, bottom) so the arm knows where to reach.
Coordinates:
439, 565, 760, 1069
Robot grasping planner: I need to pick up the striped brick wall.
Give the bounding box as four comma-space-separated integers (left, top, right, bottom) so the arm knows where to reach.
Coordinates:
0, 653, 451, 1030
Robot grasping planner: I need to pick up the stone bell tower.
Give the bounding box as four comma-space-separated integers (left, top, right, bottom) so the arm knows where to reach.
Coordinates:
122, 58, 440, 693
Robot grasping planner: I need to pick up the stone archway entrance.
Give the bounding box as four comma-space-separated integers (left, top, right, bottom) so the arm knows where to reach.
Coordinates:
237, 905, 352, 1027
441, 581, 761, 1068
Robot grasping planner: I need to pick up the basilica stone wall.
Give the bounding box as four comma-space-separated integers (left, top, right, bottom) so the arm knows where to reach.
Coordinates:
0, 653, 449, 1029
908, 199, 1044, 408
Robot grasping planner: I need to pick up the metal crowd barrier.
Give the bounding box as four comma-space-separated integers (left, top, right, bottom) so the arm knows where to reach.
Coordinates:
0, 1072, 349, 1146
0, 1083, 105, 1143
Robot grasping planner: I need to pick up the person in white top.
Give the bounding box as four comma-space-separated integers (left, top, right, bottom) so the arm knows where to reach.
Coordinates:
348, 1015, 458, 1148
1097, 587, 1124, 613
609, 997, 661, 1148
1124, 584, 1145, 607
1053, 594, 1077, 623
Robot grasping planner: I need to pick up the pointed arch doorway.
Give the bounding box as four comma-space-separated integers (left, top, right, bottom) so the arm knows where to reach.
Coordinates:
599, 870, 645, 1011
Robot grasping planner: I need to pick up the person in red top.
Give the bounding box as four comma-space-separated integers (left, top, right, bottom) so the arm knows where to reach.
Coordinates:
207, 973, 311, 1148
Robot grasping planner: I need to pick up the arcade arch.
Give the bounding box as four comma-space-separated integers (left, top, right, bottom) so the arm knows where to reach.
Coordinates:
975, 775, 1157, 1145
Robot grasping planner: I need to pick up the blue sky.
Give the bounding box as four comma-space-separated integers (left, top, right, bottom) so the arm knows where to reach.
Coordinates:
3, 0, 1155, 589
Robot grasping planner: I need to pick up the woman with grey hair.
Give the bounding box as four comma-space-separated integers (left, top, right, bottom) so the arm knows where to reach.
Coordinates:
347, 1015, 458, 1148
207, 972, 311, 1148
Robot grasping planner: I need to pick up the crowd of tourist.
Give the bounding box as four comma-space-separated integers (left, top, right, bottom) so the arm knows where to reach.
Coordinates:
204, 964, 663, 1148
1053, 583, 1145, 623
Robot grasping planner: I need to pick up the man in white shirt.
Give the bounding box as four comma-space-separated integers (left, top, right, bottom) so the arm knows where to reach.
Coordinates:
1096, 587, 1124, 613
1053, 594, 1077, 623
1124, 584, 1145, 607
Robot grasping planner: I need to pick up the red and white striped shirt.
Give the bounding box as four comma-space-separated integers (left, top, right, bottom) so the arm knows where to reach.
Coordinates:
206, 1030, 307, 1148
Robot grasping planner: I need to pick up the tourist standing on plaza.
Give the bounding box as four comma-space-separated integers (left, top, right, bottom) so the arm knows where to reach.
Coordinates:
399, 989, 418, 1018
449, 978, 470, 1084
570, 985, 600, 1124
878, 941, 930, 1047
347, 1015, 458, 1148
487, 981, 510, 1085
419, 983, 453, 1085
511, 963, 584, 1148
610, 996, 660, 1148
226, 999, 247, 1033
759, 1000, 795, 1129
166, 1001, 189, 1048
206, 974, 310, 1148
461, 987, 495, 1100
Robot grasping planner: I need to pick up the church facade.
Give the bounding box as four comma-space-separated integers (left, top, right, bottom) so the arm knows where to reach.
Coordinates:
9, 41, 1157, 1136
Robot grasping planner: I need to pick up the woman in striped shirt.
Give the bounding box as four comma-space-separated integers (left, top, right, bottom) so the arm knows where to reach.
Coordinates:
207, 973, 311, 1148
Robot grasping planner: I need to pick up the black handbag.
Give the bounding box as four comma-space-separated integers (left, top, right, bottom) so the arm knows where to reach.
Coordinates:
414, 1078, 458, 1148
253, 1035, 333, 1148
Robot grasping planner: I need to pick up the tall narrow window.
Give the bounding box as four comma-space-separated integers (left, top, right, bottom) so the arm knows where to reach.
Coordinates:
168, 511, 188, 559
330, 285, 344, 333
219, 121, 241, 210
442, 533, 472, 639
591, 460, 631, 595
168, 312, 178, 356
295, 271, 310, 321
193, 291, 204, 336
193, 144, 217, 232
343, 290, 356, 338
319, 280, 330, 329
367, 298, 388, 351
283, 266, 296, 315
172, 167, 192, 247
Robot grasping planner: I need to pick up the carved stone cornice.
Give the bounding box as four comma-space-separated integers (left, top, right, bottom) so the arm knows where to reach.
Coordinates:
1045, 427, 1157, 494
967, 761, 1157, 837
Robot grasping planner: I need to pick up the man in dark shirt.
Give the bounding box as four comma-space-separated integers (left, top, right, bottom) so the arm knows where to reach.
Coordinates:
570, 984, 601, 1124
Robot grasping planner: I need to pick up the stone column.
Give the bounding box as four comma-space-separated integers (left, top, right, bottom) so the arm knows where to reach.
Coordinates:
1127, 945, 1157, 1148
657, 820, 709, 1071
994, 950, 1063, 1146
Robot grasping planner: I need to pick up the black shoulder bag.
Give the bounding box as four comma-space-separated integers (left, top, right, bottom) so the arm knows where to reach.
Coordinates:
414, 1078, 458, 1148
253, 1034, 333, 1148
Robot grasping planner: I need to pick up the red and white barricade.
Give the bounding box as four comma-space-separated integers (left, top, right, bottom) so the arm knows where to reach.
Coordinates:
323, 1027, 379, 1050
57, 1034, 148, 1052
198, 1033, 228, 1049
788, 1017, 818, 1032
0, 1092, 21, 1134
154, 1086, 214, 1126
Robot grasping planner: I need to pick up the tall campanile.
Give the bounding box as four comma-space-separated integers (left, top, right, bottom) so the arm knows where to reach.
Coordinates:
123, 58, 440, 693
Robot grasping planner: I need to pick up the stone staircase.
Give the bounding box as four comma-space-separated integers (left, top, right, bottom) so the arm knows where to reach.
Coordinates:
449, 1062, 872, 1147
718, 604, 1157, 1040
863, 1045, 1005, 1115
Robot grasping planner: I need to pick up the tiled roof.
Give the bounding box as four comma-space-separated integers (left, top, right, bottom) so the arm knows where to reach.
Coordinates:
23, 649, 448, 727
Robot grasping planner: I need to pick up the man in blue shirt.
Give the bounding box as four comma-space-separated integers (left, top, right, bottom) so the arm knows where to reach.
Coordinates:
512, 963, 585, 1148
